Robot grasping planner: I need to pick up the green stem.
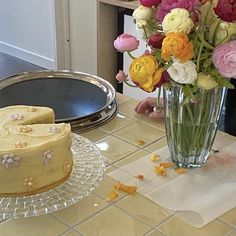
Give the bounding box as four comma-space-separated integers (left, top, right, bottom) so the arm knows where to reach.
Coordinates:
196, 43, 203, 72
124, 80, 137, 87
198, 33, 214, 50
127, 51, 136, 60
212, 19, 221, 46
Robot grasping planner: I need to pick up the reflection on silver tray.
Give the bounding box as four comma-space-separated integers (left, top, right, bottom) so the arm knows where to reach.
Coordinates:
0, 133, 105, 220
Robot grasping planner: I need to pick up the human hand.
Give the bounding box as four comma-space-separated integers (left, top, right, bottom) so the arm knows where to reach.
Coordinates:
134, 97, 164, 120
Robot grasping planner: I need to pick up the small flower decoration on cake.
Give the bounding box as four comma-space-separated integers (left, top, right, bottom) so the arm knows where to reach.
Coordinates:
9, 113, 24, 121
13, 140, 27, 149
42, 150, 54, 165
23, 176, 36, 191
2, 153, 21, 168
18, 125, 32, 133
64, 160, 71, 174
48, 126, 61, 134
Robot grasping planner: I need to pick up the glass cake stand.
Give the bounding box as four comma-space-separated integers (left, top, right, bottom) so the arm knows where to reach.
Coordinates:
0, 133, 105, 220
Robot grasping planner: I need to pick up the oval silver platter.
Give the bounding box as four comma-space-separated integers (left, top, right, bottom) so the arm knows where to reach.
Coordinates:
0, 70, 118, 132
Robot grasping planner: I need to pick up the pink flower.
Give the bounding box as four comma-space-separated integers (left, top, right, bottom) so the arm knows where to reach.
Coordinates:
212, 41, 236, 78
114, 34, 139, 52
140, 0, 162, 7
143, 49, 151, 55
116, 70, 128, 83
156, 0, 199, 22
214, 0, 236, 22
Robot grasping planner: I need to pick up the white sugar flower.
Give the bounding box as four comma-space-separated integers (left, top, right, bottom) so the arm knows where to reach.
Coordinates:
162, 8, 194, 34
9, 113, 24, 121
2, 153, 21, 168
42, 150, 54, 165
48, 126, 61, 134
133, 5, 154, 21
167, 60, 197, 84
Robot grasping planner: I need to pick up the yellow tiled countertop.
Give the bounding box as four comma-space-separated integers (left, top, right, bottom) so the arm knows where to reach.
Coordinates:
1, 93, 236, 236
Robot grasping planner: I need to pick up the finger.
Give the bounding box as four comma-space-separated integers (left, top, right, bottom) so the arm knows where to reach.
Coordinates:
135, 97, 157, 114
149, 111, 164, 120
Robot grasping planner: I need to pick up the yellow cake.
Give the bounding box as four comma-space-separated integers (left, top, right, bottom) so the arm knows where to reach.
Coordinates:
0, 105, 73, 196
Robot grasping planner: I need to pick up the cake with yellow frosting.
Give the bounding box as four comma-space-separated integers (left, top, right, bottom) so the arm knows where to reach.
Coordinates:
0, 105, 73, 196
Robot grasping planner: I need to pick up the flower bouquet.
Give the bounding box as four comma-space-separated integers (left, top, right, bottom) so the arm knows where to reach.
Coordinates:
114, 0, 236, 168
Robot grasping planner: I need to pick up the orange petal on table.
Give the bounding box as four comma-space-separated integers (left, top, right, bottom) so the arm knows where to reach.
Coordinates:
150, 153, 160, 161
113, 181, 137, 194
159, 162, 175, 168
136, 139, 145, 146
105, 190, 119, 202
135, 174, 144, 180
155, 166, 167, 176
175, 167, 188, 174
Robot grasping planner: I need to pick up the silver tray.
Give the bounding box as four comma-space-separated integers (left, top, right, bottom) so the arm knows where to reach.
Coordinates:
0, 70, 117, 128
0, 133, 105, 220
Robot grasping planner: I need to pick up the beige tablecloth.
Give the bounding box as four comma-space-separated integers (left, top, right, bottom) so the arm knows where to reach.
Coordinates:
109, 132, 236, 227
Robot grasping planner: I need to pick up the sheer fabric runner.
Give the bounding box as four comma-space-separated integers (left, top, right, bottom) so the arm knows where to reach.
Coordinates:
108, 132, 236, 227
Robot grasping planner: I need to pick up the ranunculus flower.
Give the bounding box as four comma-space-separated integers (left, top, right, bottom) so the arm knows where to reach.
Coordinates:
162, 8, 194, 34
209, 21, 236, 45
161, 32, 194, 63
133, 5, 154, 21
129, 55, 163, 92
114, 34, 139, 52
147, 33, 165, 49
197, 74, 218, 90
214, 0, 236, 22
212, 41, 236, 78
140, 0, 161, 7
167, 60, 197, 84
115, 70, 128, 83
156, 0, 199, 22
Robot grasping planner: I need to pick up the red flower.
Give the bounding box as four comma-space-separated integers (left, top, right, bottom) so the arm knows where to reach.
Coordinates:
147, 33, 165, 49
214, 0, 236, 22
140, 0, 162, 7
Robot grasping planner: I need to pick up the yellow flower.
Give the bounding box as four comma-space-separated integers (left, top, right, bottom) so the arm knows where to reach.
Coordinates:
161, 32, 194, 63
162, 9, 194, 34
129, 55, 163, 92
197, 74, 217, 90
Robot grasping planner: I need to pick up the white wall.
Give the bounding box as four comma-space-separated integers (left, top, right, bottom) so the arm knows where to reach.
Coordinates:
0, 0, 56, 69
69, 0, 97, 74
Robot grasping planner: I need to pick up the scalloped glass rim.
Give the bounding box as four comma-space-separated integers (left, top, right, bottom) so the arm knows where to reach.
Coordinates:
0, 133, 105, 220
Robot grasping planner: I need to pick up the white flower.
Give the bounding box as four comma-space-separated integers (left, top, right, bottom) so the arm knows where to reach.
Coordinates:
136, 19, 147, 29
48, 126, 61, 134
162, 8, 194, 34
2, 153, 21, 168
167, 60, 197, 84
42, 150, 54, 165
9, 113, 24, 121
132, 5, 154, 21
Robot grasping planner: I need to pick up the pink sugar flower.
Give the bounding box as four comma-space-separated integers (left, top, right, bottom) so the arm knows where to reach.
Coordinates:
212, 41, 236, 78
116, 70, 128, 83
114, 33, 139, 52
156, 0, 199, 22
140, 0, 162, 7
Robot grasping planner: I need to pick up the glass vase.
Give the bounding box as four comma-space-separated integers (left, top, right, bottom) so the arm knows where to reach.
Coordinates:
163, 84, 226, 168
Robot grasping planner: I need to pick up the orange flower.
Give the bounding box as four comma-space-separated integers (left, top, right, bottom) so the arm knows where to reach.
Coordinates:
161, 32, 194, 63
129, 55, 163, 92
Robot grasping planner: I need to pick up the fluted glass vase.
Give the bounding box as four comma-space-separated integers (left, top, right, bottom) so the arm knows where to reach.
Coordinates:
163, 85, 225, 168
